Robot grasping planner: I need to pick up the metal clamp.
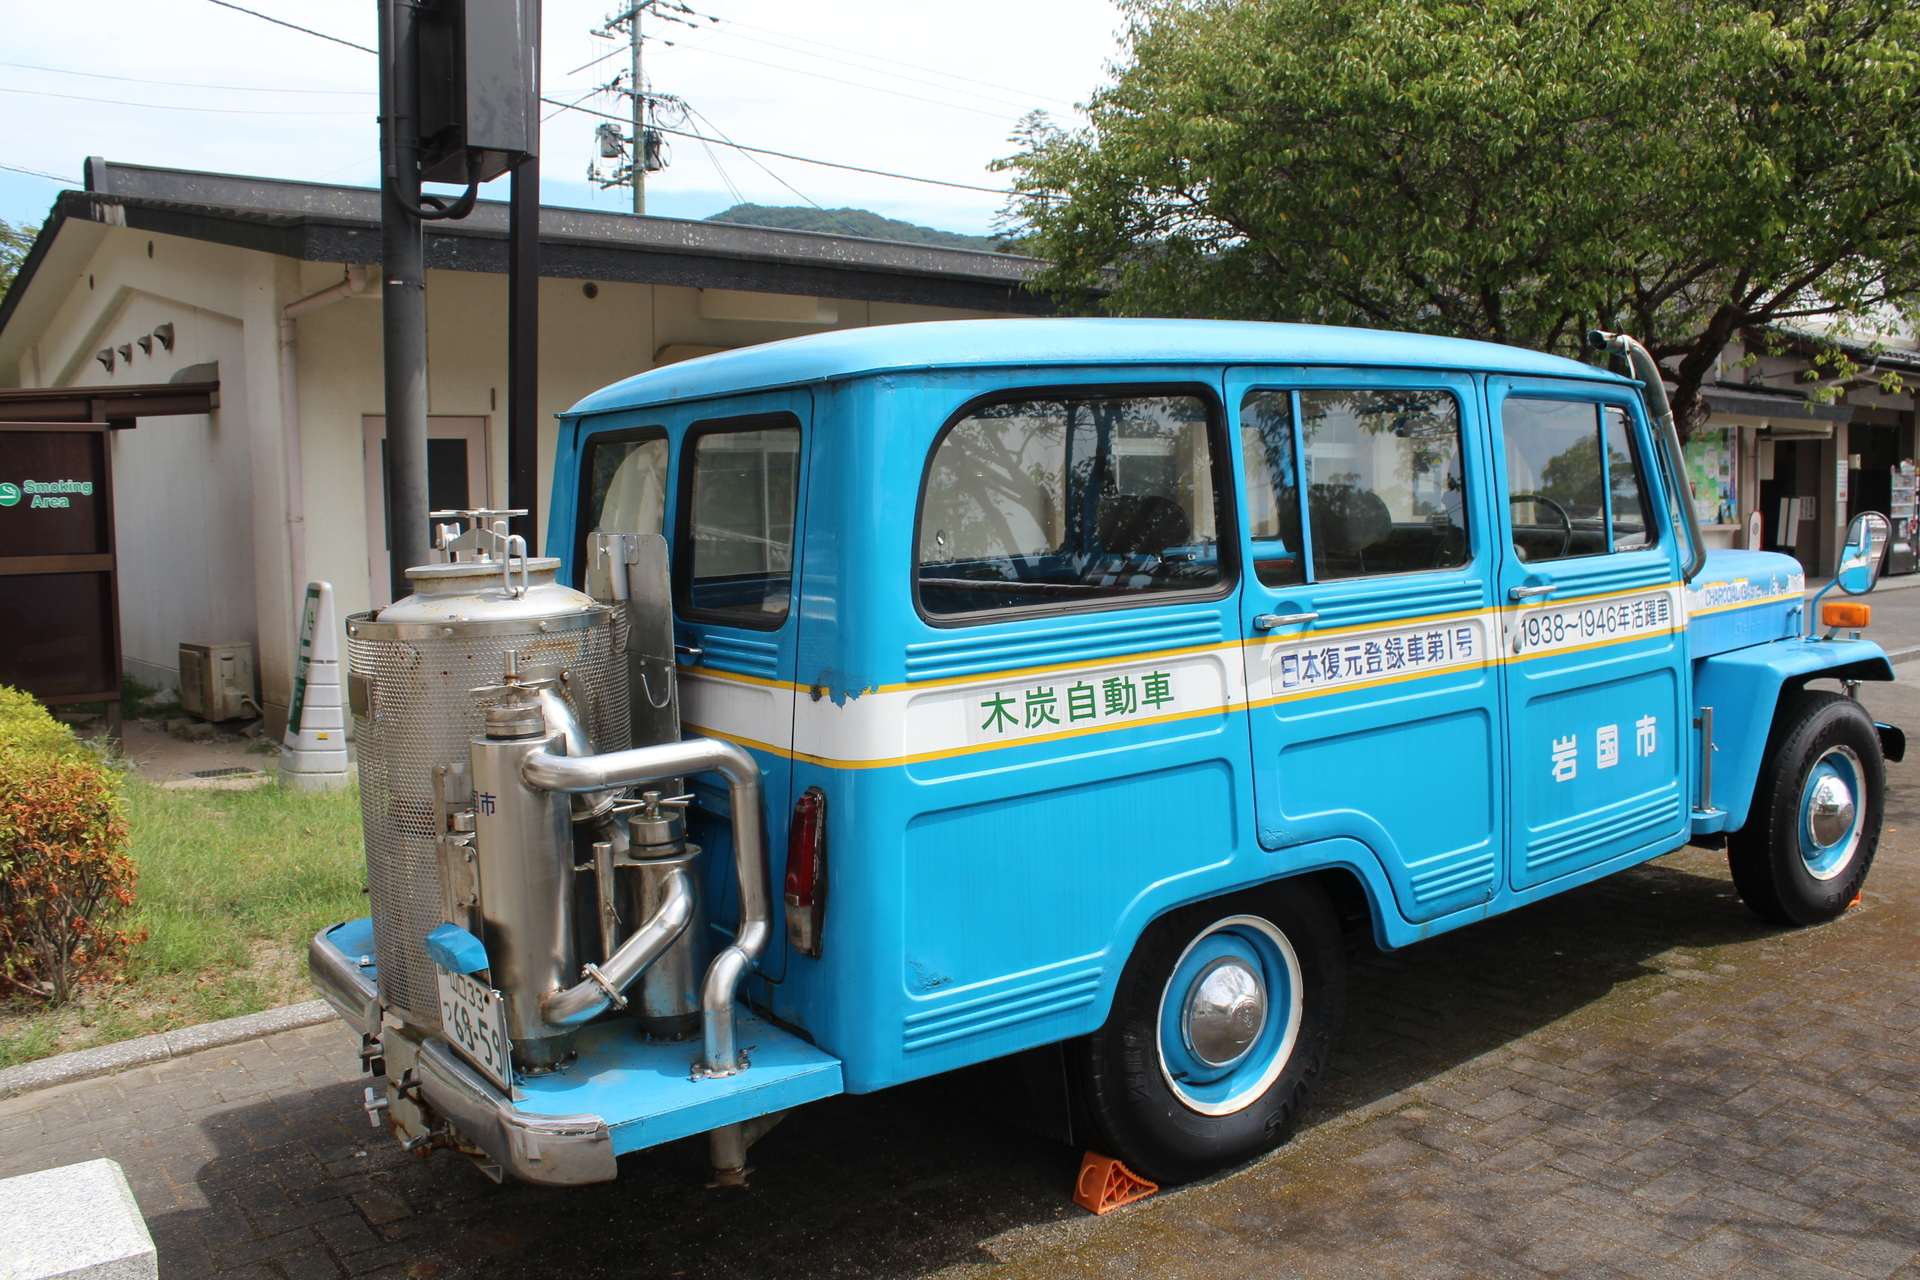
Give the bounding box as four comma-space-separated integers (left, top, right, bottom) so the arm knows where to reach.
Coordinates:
1509, 583, 1556, 601
580, 962, 629, 1011
1253, 612, 1318, 631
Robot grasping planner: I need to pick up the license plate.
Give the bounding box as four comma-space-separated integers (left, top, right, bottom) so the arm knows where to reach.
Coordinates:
435, 965, 513, 1091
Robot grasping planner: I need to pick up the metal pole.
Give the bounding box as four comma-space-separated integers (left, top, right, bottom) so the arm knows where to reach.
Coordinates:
380, 0, 431, 598
631, 4, 645, 216
507, 154, 540, 551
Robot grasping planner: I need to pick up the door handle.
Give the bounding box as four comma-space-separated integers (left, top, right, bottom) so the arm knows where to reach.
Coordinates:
673, 643, 704, 663
1508, 584, 1556, 601
1253, 612, 1318, 631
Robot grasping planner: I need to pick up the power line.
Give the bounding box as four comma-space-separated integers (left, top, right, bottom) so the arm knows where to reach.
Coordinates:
681, 105, 868, 238
2, 60, 372, 96
701, 26, 1046, 114
0, 162, 78, 184
718, 16, 1079, 110
147, 2, 1013, 201
199, 0, 378, 56
653, 41, 1019, 121
546, 97, 1010, 194
0, 86, 367, 116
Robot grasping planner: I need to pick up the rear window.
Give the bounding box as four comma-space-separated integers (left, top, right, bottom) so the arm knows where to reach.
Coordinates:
916, 391, 1230, 619
576, 429, 668, 575
677, 418, 801, 627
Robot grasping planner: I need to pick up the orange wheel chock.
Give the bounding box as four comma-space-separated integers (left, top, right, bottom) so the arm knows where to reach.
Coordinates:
1073, 1151, 1158, 1214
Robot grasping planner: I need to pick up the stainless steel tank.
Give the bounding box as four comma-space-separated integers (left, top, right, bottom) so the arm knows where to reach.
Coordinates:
347, 553, 628, 1030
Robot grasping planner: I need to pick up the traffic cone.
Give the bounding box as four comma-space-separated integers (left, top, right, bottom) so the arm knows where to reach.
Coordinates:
279, 582, 351, 791
1072, 1151, 1158, 1214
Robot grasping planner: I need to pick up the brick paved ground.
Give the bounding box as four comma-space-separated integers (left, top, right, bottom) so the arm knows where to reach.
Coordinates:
3, 679, 1919, 1279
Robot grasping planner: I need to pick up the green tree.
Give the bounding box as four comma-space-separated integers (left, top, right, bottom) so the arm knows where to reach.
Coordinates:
999, 0, 1920, 437
0, 219, 39, 299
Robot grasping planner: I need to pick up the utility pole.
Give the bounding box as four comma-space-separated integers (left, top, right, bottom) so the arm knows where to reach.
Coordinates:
588, 1, 670, 213
378, 0, 430, 599
629, 3, 645, 215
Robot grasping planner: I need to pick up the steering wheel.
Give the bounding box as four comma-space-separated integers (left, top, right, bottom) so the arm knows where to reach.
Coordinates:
1509, 493, 1572, 560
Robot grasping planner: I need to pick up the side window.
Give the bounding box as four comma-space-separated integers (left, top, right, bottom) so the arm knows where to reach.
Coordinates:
579, 431, 668, 550
917, 392, 1227, 619
679, 419, 801, 627
1241, 388, 1469, 582
1240, 392, 1305, 586
1502, 399, 1655, 562
1605, 407, 1653, 551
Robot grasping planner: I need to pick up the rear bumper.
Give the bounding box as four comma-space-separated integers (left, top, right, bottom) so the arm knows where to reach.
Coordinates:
414, 1037, 618, 1185
308, 921, 380, 1038
309, 917, 844, 1185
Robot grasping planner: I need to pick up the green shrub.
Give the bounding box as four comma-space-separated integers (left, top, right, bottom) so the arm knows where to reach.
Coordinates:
0, 686, 138, 1003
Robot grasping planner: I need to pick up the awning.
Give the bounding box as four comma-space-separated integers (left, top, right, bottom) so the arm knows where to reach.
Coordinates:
1702, 386, 1851, 438
0, 379, 219, 428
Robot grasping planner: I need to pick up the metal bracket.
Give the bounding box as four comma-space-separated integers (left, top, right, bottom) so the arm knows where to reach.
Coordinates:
1692, 707, 1721, 816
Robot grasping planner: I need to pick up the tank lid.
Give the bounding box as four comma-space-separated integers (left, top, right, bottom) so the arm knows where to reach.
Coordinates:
405, 556, 563, 585
374, 556, 605, 626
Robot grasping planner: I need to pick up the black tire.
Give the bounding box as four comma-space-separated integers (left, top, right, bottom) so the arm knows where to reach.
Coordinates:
1073, 880, 1345, 1185
1728, 690, 1884, 926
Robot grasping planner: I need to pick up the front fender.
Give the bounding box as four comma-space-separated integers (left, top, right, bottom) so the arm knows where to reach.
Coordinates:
1692, 638, 1893, 834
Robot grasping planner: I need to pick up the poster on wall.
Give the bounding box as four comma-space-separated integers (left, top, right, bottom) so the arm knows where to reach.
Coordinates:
1684, 427, 1737, 525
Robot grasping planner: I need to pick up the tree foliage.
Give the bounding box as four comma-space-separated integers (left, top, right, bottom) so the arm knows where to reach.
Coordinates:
0, 219, 38, 299
999, 0, 1920, 436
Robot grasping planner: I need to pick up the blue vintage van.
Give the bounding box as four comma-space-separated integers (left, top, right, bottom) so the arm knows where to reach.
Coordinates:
316, 318, 1897, 1189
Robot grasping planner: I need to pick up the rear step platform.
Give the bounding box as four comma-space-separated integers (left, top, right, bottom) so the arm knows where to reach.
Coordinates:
516, 1015, 844, 1155
312, 919, 842, 1184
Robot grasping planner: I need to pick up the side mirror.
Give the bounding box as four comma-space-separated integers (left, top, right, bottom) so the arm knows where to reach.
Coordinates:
1836, 511, 1890, 596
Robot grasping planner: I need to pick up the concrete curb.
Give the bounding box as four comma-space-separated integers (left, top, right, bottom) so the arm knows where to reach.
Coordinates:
1887, 644, 1920, 666
0, 1000, 339, 1099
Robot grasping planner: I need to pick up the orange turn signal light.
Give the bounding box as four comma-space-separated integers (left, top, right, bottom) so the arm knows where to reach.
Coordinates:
1822, 601, 1871, 629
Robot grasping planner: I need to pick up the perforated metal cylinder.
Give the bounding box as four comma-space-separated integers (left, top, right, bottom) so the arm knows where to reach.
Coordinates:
347, 608, 628, 1028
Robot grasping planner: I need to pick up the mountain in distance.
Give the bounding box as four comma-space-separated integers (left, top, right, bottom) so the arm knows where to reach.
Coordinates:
703, 203, 1017, 253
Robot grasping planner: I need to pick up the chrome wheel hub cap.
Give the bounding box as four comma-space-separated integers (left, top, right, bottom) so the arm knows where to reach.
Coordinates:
1806, 774, 1856, 849
1183, 957, 1268, 1068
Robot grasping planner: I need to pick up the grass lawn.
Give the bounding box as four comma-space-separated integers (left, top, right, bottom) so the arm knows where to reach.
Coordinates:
0, 777, 366, 1069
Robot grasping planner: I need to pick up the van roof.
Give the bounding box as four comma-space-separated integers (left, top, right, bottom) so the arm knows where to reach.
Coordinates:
564, 317, 1628, 417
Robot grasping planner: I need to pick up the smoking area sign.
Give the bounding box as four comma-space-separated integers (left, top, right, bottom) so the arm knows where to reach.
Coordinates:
0, 425, 121, 723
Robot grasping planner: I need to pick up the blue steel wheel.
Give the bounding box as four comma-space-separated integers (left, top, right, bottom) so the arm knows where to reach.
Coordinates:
1154, 915, 1302, 1116
1798, 746, 1864, 881
1729, 690, 1884, 927
1075, 881, 1345, 1185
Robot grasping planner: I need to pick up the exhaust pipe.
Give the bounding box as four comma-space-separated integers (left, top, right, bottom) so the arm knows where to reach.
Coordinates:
522, 737, 770, 1076
540, 863, 694, 1028
1587, 329, 1708, 583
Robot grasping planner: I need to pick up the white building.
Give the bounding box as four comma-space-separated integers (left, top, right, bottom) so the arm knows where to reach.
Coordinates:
0, 159, 1047, 735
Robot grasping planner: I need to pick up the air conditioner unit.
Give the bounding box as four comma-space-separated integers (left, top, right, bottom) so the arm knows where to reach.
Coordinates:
178, 642, 257, 722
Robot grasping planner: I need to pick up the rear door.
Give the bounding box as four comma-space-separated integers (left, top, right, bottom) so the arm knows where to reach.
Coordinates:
1231, 367, 1505, 923
671, 395, 810, 981
1489, 379, 1687, 889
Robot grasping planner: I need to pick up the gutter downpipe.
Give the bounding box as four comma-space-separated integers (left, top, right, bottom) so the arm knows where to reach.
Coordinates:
279, 266, 370, 605
1587, 329, 1709, 583
521, 736, 769, 1077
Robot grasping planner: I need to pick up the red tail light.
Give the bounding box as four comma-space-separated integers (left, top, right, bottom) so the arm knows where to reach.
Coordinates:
784, 787, 827, 957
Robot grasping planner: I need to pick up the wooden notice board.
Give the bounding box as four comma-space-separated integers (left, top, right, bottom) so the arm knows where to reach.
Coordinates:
0, 423, 121, 735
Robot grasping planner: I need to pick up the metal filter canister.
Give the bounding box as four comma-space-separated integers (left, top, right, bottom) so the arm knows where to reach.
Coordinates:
346, 558, 629, 1030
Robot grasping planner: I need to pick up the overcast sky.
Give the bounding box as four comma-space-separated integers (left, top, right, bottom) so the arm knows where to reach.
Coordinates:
1, 0, 1125, 235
